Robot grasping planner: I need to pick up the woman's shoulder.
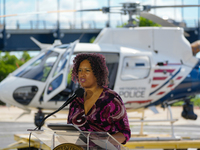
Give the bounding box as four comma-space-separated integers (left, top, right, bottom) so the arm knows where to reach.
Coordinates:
102, 87, 122, 102
103, 87, 118, 95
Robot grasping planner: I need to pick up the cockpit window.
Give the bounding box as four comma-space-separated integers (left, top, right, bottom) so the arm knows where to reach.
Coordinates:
121, 56, 150, 80
15, 50, 59, 82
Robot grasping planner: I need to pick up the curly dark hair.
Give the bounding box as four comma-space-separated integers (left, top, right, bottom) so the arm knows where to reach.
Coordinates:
71, 53, 109, 87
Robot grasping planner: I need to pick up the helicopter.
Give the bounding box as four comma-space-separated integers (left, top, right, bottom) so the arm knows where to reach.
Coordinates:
0, 2, 200, 127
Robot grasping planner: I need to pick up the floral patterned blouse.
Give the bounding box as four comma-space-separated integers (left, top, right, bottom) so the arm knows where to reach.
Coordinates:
67, 87, 131, 144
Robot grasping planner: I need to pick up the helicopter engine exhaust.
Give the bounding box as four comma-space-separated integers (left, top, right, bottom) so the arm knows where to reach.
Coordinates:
181, 101, 197, 120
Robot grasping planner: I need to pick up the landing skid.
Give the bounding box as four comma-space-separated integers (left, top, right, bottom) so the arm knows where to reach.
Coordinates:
129, 105, 179, 141
15, 109, 31, 121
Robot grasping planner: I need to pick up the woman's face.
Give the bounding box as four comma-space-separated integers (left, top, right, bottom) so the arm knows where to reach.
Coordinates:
78, 59, 98, 89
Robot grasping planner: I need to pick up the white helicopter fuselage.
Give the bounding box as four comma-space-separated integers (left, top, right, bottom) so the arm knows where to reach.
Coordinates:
0, 27, 198, 112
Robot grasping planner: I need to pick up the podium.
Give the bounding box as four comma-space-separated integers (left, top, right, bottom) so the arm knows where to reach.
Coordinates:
30, 125, 128, 150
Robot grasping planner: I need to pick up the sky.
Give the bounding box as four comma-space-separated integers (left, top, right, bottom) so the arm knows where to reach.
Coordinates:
0, 0, 200, 58
0, 0, 200, 29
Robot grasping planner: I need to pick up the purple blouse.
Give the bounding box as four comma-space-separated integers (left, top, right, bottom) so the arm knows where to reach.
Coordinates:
67, 87, 131, 144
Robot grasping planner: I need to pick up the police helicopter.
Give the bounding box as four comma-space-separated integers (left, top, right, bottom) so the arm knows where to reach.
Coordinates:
0, 2, 199, 127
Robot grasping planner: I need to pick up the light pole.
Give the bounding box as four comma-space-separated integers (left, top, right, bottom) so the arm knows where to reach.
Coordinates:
107, 0, 110, 27
3, 0, 5, 27
57, 0, 60, 39
174, 0, 176, 20
80, 0, 83, 29
154, 0, 156, 15
3, 0, 6, 49
36, 0, 39, 29
199, 0, 200, 40
74, 0, 76, 28
181, 0, 184, 22
0, 0, 1, 25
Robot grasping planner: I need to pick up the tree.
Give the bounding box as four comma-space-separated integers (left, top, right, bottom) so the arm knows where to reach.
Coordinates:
0, 52, 18, 81
0, 51, 32, 105
21, 51, 32, 62
90, 36, 96, 43
117, 17, 161, 28
0, 51, 32, 82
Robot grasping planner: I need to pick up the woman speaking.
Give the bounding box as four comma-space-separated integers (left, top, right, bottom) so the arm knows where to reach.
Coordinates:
67, 53, 131, 144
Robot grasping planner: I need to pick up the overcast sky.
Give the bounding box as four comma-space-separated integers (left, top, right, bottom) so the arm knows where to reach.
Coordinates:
0, 0, 199, 29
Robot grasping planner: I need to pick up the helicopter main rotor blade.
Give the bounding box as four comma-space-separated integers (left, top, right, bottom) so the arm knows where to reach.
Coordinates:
0, 9, 77, 18
140, 12, 190, 37
150, 4, 200, 9
0, 8, 103, 18
76, 8, 102, 12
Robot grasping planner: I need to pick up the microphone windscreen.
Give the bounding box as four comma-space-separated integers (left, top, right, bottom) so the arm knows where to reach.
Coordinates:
75, 88, 84, 97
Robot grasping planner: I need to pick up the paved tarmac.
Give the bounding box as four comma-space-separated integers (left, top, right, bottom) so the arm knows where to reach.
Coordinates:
0, 106, 200, 149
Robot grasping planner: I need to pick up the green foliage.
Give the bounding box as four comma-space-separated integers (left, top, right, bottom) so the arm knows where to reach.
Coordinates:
116, 23, 127, 28
41, 66, 51, 82
0, 51, 32, 82
139, 17, 161, 27
0, 51, 32, 105
171, 96, 200, 107
117, 17, 161, 28
171, 101, 184, 106
90, 36, 96, 43
21, 51, 32, 62
191, 96, 200, 107
0, 52, 18, 81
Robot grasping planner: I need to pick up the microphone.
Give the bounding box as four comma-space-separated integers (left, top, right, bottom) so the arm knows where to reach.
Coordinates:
37, 88, 84, 130
61, 88, 84, 108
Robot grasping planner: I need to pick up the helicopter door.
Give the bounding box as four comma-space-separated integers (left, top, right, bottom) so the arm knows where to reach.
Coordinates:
43, 40, 79, 102
115, 54, 152, 103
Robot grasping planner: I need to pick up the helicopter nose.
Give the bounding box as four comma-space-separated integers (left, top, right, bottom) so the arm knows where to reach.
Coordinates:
0, 76, 16, 104
0, 82, 2, 100
0, 79, 8, 101
0, 82, 7, 104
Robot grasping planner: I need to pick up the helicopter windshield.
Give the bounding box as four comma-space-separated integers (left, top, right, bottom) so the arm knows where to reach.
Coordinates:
53, 50, 70, 77
46, 50, 71, 94
15, 50, 59, 82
